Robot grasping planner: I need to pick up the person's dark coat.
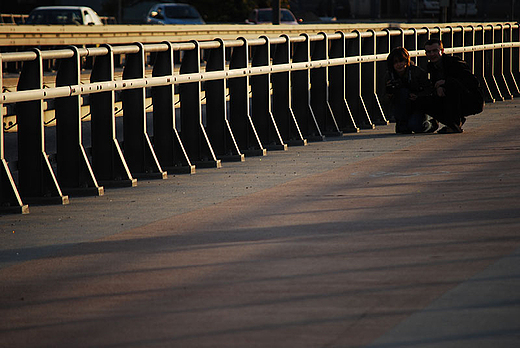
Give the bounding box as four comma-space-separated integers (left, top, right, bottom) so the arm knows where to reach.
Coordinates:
386, 64, 432, 100
427, 55, 484, 116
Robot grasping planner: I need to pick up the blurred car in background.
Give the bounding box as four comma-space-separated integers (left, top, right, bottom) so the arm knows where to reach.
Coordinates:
421, 0, 477, 17
25, 6, 103, 25
145, 3, 205, 25
455, 0, 477, 16
422, 0, 440, 15
246, 8, 300, 24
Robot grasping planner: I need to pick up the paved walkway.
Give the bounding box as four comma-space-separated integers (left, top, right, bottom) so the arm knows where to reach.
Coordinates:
1, 99, 520, 348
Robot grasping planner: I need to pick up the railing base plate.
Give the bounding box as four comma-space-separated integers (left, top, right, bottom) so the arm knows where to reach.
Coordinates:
306, 135, 326, 142
287, 139, 308, 147
0, 205, 30, 215
24, 195, 69, 206
63, 186, 105, 197
133, 171, 168, 180
219, 154, 245, 162
164, 165, 196, 175
341, 127, 360, 133
194, 160, 222, 169
242, 149, 267, 157
323, 131, 343, 137
266, 144, 288, 151
99, 179, 138, 188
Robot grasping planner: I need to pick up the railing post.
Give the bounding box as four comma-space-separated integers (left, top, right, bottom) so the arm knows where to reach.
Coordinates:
179, 40, 221, 168
494, 24, 514, 99
475, 25, 496, 103
272, 34, 307, 146
463, 25, 475, 70
417, 27, 431, 70
329, 31, 358, 133
151, 41, 195, 174
405, 28, 418, 65
310, 32, 342, 136
484, 24, 505, 101
291, 34, 324, 141
16, 49, 69, 205
435, 26, 450, 47
513, 23, 520, 86
205, 38, 244, 161
0, 56, 28, 214
380, 29, 394, 123
503, 23, 520, 96
362, 29, 388, 126
250, 36, 286, 150
55, 46, 104, 197
447, 26, 456, 57
90, 44, 137, 188
385, 27, 404, 50
122, 42, 167, 178
346, 30, 374, 129
452, 25, 464, 60
228, 37, 265, 157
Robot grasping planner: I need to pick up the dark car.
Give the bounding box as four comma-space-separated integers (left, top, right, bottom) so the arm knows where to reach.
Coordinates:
246, 8, 300, 25
146, 3, 205, 25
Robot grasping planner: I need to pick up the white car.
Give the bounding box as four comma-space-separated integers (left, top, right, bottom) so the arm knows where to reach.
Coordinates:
25, 6, 103, 25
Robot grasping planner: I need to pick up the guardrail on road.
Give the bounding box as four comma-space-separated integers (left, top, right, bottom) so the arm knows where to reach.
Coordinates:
1, 23, 519, 214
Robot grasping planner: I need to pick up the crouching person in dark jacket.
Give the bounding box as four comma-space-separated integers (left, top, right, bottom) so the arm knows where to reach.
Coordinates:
424, 38, 484, 133
385, 47, 438, 134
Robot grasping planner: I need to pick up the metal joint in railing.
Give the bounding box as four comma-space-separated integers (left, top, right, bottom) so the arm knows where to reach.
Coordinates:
250, 35, 286, 151
0, 53, 28, 213
204, 37, 244, 162
55, 45, 104, 197
271, 33, 306, 146
150, 40, 194, 174
291, 33, 323, 141
179, 39, 221, 168
89, 43, 136, 188
329, 31, 358, 133
227, 36, 265, 156
347, 29, 374, 129
121, 42, 167, 178
310, 32, 341, 137
16, 48, 69, 206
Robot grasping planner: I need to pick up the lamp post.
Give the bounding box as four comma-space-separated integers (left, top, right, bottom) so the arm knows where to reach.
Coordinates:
273, 0, 280, 24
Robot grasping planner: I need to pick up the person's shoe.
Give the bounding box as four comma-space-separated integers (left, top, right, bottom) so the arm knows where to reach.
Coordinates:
438, 126, 463, 134
425, 119, 439, 133
395, 124, 412, 134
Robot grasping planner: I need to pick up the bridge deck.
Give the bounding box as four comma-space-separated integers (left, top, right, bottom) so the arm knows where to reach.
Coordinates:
1, 99, 519, 347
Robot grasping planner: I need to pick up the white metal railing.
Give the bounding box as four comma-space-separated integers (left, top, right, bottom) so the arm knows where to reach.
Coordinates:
1, 23, 519, 214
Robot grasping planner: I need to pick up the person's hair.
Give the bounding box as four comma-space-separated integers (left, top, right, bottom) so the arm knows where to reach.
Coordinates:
424, 38, 444, 49
386, 47, 411, 72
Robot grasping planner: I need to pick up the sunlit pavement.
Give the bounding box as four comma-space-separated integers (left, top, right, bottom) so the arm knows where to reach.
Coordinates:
1, 99, 519, 348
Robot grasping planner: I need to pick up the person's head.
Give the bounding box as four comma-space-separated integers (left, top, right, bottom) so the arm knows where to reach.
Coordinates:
424, 38, 444, 63
387, 47, 410, 75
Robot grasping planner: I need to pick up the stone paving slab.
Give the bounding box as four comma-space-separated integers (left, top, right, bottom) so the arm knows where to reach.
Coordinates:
1, 99, 520, 347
